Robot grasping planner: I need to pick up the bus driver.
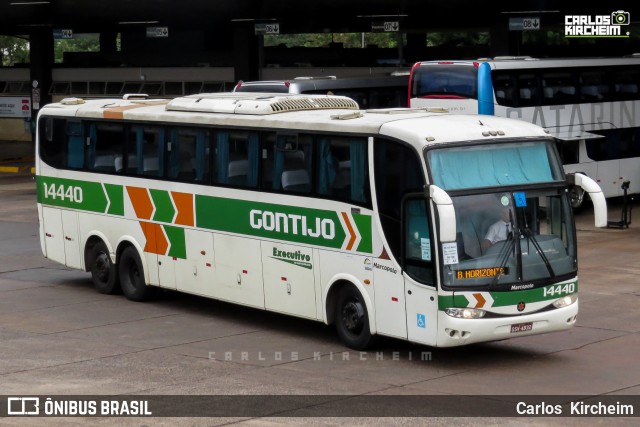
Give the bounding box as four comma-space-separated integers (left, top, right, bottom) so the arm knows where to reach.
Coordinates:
481, 206, 512, 251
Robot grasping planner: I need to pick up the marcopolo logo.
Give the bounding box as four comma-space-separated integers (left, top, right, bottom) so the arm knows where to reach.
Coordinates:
565, 10, 631, 37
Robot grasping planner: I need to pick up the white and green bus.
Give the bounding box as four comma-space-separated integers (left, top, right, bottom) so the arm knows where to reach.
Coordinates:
36, 92, 607, 349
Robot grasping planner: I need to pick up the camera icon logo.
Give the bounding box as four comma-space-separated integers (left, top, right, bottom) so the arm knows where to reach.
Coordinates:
611, 10, 630, 25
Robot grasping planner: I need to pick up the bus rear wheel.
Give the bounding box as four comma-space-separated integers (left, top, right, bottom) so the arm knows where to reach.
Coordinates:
335, 285, 374, 350
118, 246, 154, 302
90, 241, 120, 294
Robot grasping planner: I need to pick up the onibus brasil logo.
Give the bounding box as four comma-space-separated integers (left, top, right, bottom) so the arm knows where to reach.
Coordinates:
565, 10, 631, 37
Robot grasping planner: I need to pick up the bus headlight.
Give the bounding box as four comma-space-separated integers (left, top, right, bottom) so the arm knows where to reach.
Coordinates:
445, 307, 486, 319
552, 294, 578, 308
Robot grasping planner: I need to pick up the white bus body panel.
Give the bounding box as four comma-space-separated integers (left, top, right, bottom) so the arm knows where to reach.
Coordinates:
61, 210, 82, 270
436, 300, 579, 347
158, 253, 177, 290
213, 234, 264, 309
262, 242, 317, 319
41, 206, 66, 265
372, 258, 407, 339
405, 278, 439, 346
176, 229, 215, 297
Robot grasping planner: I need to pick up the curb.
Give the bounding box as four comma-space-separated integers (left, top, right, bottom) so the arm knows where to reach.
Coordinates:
0, 157, 35, 174
0, 165, 35, 174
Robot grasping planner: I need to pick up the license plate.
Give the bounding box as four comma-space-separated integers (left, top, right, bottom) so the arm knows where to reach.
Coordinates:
510, 322, 533, 333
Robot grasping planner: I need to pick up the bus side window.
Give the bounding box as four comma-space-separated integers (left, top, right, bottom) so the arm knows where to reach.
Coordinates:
613, 67, 640, 101
556, 140, 579, 165
167, 127, 211, 183
492, 73, 516, 107
374, 138, 425, 261
213, 131, 259, 188
126, 126, 164, 177
86, 122, 124, 173
317, 136, 369, 205
517, 72, 539, 107
66, 120, 84, 169
39, 117, 67, 168
403, 198, 434, 285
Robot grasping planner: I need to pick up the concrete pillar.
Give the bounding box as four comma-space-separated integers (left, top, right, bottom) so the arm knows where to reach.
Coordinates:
489, 22, 510, 57
233, 24, 261, 83
29, 28, 54, 132
405, 33, 426, 63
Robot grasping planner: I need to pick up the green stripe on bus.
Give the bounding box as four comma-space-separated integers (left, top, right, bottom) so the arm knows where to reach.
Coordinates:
195, 195, 373, 252
38, 176, 110, 214
37, 176, 373, 254
150, 189, 176, 223
164, 225, 186, 259
104, 184, 124, 216
438, 281, 578, 310
353, 213, 372, 253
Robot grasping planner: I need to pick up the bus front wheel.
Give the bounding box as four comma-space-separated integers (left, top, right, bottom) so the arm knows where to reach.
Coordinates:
90, 241, 120, 294
569, 185, 586, 210
335, 285, 374, 350
118, 246, 154, 302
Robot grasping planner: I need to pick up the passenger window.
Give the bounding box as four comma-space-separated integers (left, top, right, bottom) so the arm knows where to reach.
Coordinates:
66, 121, 84, 169
213, 130, 259, 188
317, 136, 369, 204
126, 126, 164, 177
167, 127, 211, 183
39, 117, 66, 168
86, 123, 124, 173
493, 73, 516, 107
541, 71, 576, 105
612, 68, 640, 100
517, 73, 539, 106
579, 70, 607, 102
262, 133, 313, 193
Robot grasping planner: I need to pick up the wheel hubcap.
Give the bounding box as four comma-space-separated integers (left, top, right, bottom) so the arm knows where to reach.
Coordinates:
94, 252, 110, 282
342, 300, 365, 334
570, 187, 584, 208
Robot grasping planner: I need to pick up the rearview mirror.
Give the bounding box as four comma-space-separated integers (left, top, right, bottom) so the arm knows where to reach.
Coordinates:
429, 185, 457, 243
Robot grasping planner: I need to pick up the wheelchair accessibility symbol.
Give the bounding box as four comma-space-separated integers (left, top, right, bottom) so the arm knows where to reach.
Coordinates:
417, 313, 426, 328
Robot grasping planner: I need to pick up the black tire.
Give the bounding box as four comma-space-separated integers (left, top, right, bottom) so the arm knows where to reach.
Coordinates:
89, 241, 120, 294
335, 285, 374, 350
118, 246, 154, 302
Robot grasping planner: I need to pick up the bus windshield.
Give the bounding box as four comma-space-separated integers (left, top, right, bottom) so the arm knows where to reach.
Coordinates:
426, 140, 565, 190
441, 190, 576, 289
411, 64, 477, 99
425, 139, 575, 289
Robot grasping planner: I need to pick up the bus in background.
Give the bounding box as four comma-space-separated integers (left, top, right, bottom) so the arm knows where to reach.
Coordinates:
36, 92, 605, 349
408, 57, 640, 209
234, 72, 408, 109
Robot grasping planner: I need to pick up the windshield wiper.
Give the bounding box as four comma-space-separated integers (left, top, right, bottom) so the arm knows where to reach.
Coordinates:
522, 227, 557, 282
490, 230, 515, 287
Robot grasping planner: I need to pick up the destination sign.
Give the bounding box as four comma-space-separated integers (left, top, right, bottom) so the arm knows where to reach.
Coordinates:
455, 267, 509, 280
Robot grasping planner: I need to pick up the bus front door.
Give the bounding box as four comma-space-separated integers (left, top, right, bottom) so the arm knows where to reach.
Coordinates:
402, 197, 438, 346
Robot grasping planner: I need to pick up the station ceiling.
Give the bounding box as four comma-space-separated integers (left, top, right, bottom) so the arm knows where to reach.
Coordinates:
2, 0, 634, 36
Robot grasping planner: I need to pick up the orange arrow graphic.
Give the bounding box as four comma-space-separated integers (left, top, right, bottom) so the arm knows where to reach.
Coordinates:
127, 186, 154, 220
341, 212, 356, 251
139, 222, 168, 255
172, 191, 194, 226
474, 293, 486, 308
